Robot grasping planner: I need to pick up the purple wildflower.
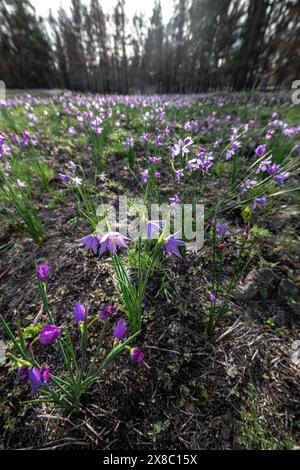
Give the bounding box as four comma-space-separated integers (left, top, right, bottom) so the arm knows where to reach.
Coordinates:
41, 365, 52, 384
169, 193, 182, 206
252, 195, 267, 209
28, 367, 43, 393
58, 173, 70, 184
232, 141, 242, 151
147, 220, 165, 240
209, 292, 216, 303
68, 160, 77, 173
74, 302, 89, 323
172, 137, 193, 158
216, 222, 231, 239
273, 171, 289, 184
255, 145, 266, 156
39, 325, 61, 346
18, 365, 29, 385
140, 133, 150, 143
243, 224, 249, 241
163, 232, 186, 257
130, 347, 145, 363
174, 169, 184, 181
226, 148, 235, 160
99, 305, 116, 320
113, 319, 127, 341
37, 263, 50, 281
27, 365, 51, 392
267, 163, 281, 175
124, 137, 135, 150
99, 232, 128, 256
241, 179, 257, 192
21, 130, 30, 146
77, 233, 101, 254
140, 169, 149, 183
257, 156, 272, 173
148, 156, 160, 164
68, 126, 77, 136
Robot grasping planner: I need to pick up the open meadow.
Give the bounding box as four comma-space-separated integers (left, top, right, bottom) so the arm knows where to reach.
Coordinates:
0, 92, 299, 449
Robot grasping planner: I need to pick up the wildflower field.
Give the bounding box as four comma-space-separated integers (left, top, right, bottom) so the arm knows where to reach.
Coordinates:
0, 92, 299, 450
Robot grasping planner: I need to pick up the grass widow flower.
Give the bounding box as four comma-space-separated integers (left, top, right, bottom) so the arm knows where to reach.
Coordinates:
252, 195, 267, 209
140, 169, 149, 183
163, 231, 186, 258
36, 263, 50, 281
99, 231, 128, 256
41, 364, 52, 384
255, 145, 266, 156
241, 179, 257, 193
16, 179, 27, 189
77, 232, 101, 254
148, 156, 160, 164
215, 222, 231, 239
169, 193, 182, 206
18, 365, 29, 385
172, 137, 193, 158
58, 173, 70, 184
39, 325, 61, 345
273, 171, 289, 184
99, 305, 116, 320
28, 365, 52, 393
256, 156, 272, 173
130, 347, 145, 363
113, 318, 127, 341
267, 163, 281, 175
174, 169, 184, 181
67, 160, 77, 173
243, 224, 250, 241
70, 176, 82, 187
28, 367, 43, 393
147, 220, 165, 240
74, 302, 89, 323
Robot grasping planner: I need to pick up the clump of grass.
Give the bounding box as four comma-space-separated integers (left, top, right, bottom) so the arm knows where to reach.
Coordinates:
237, 385, 294, 450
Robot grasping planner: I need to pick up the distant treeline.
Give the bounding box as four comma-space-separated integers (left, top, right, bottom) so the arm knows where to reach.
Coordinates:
0, 0, 299, 93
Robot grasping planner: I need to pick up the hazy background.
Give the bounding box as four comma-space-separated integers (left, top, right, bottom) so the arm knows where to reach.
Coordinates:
0, 0, 299, 93
31, 0, 174, 23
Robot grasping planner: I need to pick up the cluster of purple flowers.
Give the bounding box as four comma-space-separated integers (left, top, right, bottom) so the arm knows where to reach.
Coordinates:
255, 146, 290, 184
18, 365, 52, 393
72, 303, 144, 363
77, 231, 128, 256
186, 148, 214, 173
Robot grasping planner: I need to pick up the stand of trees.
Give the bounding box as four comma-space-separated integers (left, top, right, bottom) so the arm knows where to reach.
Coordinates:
0, 0, 299, 92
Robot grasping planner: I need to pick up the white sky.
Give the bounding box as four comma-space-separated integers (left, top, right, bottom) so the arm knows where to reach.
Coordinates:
31, 0, 175, 23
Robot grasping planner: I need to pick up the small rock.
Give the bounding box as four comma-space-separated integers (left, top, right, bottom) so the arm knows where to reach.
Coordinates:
220, 424, 232, 442
278, 205, 300, 221
278, 279, 300, 315
278, 278, 299, 303
234, 268, 276, 301
0, 340, 6, 364
291, 340, 300, 367
227, 364, 238, 378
